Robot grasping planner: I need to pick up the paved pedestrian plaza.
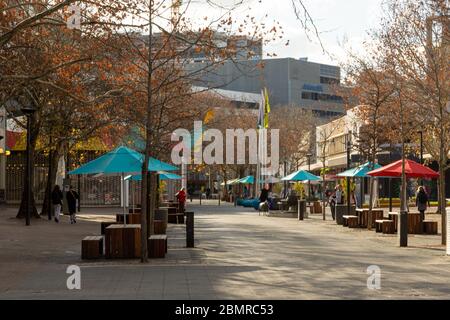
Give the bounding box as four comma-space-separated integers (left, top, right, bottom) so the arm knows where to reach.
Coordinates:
0, 201, 449, 299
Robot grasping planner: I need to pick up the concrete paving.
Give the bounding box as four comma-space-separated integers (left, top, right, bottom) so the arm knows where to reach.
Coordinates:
0, 201, 449, 299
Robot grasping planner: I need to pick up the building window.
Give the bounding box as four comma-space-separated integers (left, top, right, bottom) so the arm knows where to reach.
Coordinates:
320, 77, 340, 85
312, 110, 344, 117
302, 91, 343, 104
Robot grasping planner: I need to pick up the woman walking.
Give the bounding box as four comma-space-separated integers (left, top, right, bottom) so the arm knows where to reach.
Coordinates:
51, 185, 63, 223
416, 186, 429, 222
66, 186, 79, 224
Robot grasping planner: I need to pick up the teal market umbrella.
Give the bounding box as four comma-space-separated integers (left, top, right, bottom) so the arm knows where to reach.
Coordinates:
337, 162, 383, 209
69, 146, 178, 175
68, 146, 178, 223
237, 176, 254, 184
337, 162, 382, 178
125, 171, 182, 181
125, 171, 182, 212
282, 170, 321, 181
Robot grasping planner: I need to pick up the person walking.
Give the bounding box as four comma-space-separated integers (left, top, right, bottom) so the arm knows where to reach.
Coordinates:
329, 186, 336, 220
416, 186, 429, 222
258, 184, 270, 212
51, 185, 63, 223
66, 186, 79, 224
176, 187, 187, 213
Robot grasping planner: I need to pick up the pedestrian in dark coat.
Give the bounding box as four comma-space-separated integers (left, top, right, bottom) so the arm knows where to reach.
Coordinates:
66, 186, 79, 224
416, 186, 429, 221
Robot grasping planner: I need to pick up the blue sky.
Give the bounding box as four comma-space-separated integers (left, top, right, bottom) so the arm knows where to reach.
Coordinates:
187, 0, 384, 66
258, 0, 384, 65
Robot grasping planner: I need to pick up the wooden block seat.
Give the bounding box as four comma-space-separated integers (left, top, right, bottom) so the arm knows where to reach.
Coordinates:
148, 235, 168, 258
116, 213, 141, 224
343, 215, 359, 228
105, 224, 141, 259
101, 221, 116, 235
423, 220, 438, 234
82, 236, 104, 259
375, 220, 395, 234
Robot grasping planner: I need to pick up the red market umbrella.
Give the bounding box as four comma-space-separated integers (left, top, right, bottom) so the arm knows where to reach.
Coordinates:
367, 159, 439, 179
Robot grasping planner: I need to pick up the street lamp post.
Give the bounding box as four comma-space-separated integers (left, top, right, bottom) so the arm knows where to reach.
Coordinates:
419, 130, 423, 165
346, 135, 352, 216
389, 147, 393, 213
21, 105, 36, 226
306, 153, 312, 202
418, 130, 424, 186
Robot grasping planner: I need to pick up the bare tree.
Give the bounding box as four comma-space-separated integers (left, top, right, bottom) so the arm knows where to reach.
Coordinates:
378, 0, 449, 244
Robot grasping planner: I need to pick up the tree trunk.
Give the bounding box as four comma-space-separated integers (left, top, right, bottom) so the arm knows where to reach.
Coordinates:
41, 143, 63, 217
140, 0, 153, 262
16, 114, 40, 219
438, 109, 447, 244
147, 171, 156, 236
367, 176, 374, 230
322, 166, 326, 221
140, 163, 149, 262
439, 164, 446, 245
16, 190, 39, 219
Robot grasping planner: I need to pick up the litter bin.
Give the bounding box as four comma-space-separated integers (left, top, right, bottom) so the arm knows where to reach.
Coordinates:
298, 200, 307, 220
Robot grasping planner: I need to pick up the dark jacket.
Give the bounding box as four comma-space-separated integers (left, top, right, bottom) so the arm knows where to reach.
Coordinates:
259, 189, 269, 203
51, 189, 63, 205
66, 190, 79, 213
416, 191, 428, 211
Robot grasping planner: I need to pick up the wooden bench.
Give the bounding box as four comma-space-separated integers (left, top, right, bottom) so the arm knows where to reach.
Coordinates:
101, 221, 116, 235
375, 220, 395, 234
82, 236, 104, 259
423, 220, 438, 235
168, 213, 184, 224
343, 215, 358, 228
148, 235, 168, 258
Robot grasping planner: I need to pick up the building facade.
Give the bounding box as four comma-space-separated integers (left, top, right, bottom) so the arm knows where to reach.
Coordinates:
299, 107, 450, 203
188, 57, 345, 117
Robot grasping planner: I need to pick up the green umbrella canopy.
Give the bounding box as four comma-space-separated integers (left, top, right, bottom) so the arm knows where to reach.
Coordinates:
68, 146, 178, 175
281, 170, 321, 182
337, 162, 382, 178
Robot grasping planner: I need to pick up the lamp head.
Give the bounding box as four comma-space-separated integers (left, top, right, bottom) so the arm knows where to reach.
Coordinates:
21, 106, 36, 117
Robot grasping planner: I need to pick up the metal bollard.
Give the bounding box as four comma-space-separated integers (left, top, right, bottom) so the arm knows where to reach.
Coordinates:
298, 200, 305, 221
399, 211, 408, 247
186, 211, 194, 248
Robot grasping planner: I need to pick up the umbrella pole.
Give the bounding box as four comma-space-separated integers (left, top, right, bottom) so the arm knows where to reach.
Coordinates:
122, 173, 126, 226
